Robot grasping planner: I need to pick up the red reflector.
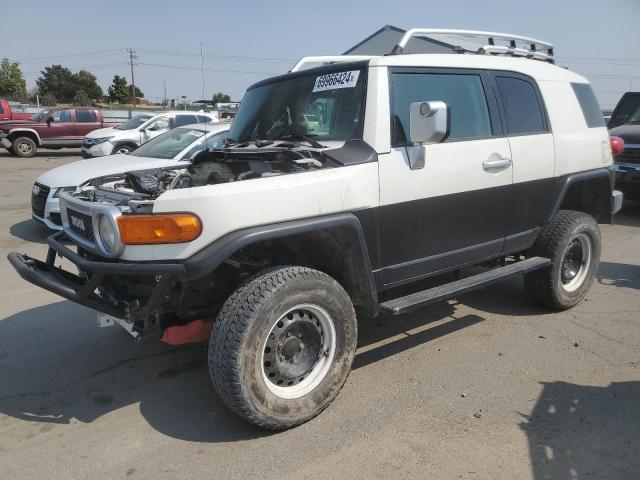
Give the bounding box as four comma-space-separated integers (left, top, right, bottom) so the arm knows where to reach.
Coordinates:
161, 319, 213, 346
610, 136, 625, 156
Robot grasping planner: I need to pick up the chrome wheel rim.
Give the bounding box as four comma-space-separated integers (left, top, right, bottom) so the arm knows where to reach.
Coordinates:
560, 233, 592, 292
261, 304, 336, 399
17, 141, 32, 154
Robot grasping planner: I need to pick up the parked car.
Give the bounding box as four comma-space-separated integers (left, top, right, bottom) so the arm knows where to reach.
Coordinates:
0, 99, 32, 121
81, 111, 219, 157
31, 122, 230, 229
608, 92, 640, 201
9, 29, 622, 430
0, 108, 119, 157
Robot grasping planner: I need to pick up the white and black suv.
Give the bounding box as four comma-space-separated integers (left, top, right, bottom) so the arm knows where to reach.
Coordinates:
10, 29, 623, 430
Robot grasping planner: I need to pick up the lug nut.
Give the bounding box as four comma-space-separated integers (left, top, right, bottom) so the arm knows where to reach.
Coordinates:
297, 333, 302, 339
280, 355, 285, 362
298, 344, 304, 352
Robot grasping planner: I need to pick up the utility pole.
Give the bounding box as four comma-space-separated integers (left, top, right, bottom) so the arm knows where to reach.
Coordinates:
127, 48, 138, 107
200, 41, 205, 100
163, 79, 167, 109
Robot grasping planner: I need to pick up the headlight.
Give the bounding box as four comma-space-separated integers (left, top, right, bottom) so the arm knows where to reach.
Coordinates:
98, 215, 118, 254
52, 186, 75, 198
86, 137, 112, 145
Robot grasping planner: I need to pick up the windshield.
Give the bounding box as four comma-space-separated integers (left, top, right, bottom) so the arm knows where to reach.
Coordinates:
609, 94, 640, 128
31, 110, 50, 122
130, 127, 206, 159
117, 114, 153, 130
228, 66, 367, 143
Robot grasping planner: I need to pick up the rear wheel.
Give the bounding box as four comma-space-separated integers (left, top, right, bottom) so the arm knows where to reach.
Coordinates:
525, 210, 601, 309
12, 137, 37, 157
209, 266, 357, 430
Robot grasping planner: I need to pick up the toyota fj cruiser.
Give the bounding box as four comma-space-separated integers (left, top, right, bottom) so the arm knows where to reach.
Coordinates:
9, 29, 623, 430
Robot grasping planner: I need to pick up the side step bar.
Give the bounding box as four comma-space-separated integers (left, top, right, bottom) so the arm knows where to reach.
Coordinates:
380, 257, 551, 316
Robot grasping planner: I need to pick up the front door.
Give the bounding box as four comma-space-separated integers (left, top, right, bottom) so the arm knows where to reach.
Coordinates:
43, 109, 75, 144
379, 68, 513, 287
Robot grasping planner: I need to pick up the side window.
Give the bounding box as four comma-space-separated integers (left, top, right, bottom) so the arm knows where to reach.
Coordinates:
571, 83, 605, 128
391, 72, 492, 145
495, 76, 547, 135
174, 115, 198, 127
52, 109, 72, 122
184, 131, 229, 159
76, 110, 97, 123
196, 115, 213, 123
0, 103, 4, 114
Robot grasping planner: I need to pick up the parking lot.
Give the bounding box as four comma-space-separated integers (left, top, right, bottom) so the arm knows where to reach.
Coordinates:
0, 150, 637, 478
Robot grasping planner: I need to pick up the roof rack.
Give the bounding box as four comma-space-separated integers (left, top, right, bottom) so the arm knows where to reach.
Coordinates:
391, 28, 555, 63
289, 55, 376, 72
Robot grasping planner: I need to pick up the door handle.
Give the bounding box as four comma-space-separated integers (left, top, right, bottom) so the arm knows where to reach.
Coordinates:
482, 157, 512, 171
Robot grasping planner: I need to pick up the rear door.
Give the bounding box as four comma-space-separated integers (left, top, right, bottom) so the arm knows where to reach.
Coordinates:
378, 68, 513, 286
74, 109, 101, 138
490, 72, 556, 250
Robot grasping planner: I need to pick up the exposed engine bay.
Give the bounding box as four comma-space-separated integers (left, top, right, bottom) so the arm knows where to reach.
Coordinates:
71, 140, 377, 207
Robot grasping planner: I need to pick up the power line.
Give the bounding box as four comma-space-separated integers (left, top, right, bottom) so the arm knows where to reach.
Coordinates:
136, 62, 280, 76
15, 49, 125, 63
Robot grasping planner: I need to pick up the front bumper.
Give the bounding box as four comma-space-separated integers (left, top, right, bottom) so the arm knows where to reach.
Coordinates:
8, 231, 186, 321
0, 132, 12, 149
81, 141, 113, 158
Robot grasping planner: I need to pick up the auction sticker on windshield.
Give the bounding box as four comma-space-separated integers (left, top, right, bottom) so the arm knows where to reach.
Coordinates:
313, 70, 360, 93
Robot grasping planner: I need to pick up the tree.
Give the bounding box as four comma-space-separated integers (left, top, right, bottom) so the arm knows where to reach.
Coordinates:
0, 58, 27, 101
40, 92, 57, 106
36, 65, 102, 103
36, 65, 74, 102
108, 74, 129, 103
73, 89, 91, 106
71, 70, 102, 100
212, 92, 231, 104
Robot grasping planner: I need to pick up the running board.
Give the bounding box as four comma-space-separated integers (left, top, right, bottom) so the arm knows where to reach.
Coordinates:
380, 257, 551, 316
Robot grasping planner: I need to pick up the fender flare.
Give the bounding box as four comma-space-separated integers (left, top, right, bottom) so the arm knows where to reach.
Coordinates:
182, 213, 379, 316
8, 128, 42, 145
546, 167, 614, 224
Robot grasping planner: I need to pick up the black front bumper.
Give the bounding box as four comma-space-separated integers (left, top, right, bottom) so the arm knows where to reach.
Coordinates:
615, 162, 640, 201
8, 231, 187, 320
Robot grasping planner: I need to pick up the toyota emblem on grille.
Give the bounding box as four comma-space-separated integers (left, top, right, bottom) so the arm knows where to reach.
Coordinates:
32, 184, 40, 196
70, 216, 86, 231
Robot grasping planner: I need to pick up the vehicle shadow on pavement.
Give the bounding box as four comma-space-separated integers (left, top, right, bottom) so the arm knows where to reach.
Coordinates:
597, 261, 640, 290
10, 219, 51, 245
0, 299, 483, 443
0, 149, 82, 159
521, 380, 640, 479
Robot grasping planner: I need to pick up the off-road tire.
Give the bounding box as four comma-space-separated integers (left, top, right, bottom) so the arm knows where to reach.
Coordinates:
209, 266, 357, 430
525, 210, 601, 309
12, 136, 37, 157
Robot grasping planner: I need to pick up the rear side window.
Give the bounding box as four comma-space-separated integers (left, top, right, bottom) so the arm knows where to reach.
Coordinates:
196, 115, 213, 123
571, 83, 605, 128
174, 115, 198, 127
391, 72, 492, 144
0, 102, 4, 114
76, 110, 97, 123
495, 76, 547, 135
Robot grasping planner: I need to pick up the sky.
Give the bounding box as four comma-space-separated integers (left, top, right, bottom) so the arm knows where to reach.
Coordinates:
2, 0, 639, 109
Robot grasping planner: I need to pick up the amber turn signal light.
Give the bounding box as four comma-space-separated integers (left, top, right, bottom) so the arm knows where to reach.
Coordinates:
117, 214, 202, 245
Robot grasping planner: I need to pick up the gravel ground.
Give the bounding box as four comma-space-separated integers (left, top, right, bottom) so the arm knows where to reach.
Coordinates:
0, 150, 639, 479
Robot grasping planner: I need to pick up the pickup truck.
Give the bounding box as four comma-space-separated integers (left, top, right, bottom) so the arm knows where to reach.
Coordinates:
608, 92, 640, 201
0, 99, 32, 121
0, 108, 119, 157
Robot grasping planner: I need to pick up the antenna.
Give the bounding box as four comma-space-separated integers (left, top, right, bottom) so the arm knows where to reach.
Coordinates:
127, 48, 138, 107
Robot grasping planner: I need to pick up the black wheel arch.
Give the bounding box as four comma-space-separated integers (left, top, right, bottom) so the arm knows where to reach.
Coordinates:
8, 130, 40, 146
183, 213, 379, 317
548, 167, 614, 225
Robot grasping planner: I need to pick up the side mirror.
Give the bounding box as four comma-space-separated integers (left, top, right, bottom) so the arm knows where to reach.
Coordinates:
46, 117, 54, 124
409, 101, 449, 144
405, 101, 449, 169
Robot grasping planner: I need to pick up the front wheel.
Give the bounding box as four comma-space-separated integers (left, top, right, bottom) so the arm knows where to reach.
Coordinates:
525, 210, 601, 309
209, 266, 357, 430
12, 137, 37, 157
112, 144, 134, 155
